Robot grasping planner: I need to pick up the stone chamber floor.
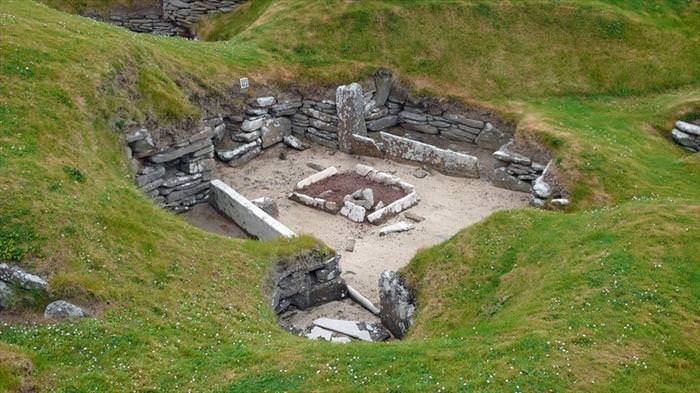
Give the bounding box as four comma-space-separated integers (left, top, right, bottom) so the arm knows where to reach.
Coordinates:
215, 145, 529, 307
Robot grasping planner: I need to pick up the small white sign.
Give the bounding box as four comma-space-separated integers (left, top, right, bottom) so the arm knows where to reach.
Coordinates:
239, 77, 249, 89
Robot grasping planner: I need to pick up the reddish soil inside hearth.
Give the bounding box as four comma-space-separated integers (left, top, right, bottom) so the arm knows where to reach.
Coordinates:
298, 172, 408, 206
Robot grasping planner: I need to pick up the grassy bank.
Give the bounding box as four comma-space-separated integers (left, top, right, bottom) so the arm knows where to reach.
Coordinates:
1, 0, 699, 391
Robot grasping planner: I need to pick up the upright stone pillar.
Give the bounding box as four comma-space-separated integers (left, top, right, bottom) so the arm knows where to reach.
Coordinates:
336, 83, 367, 153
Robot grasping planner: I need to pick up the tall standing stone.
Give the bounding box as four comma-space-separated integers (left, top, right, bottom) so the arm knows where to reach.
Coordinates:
336, 83, 367, 153
374, 69, 393, 107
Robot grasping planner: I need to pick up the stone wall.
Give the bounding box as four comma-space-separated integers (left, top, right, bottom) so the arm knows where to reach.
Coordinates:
87, 0, 244, 37
126, 116, 224, 212
271, 253, 347, 315
671, 120, 700, 152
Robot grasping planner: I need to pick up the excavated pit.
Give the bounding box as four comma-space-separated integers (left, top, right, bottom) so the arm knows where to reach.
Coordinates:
122, 69, 569, 342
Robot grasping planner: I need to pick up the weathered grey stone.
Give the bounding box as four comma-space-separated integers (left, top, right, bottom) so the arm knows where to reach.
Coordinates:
550, 198, 570, 207
336, 83, 368, 152
210, 180, 295, 241
232, 131, 261, 143
251, 197, 279, 218
493, 144, 532, 166
530, 197, 546, 208
148, 138, 212, 164
374, 69, 393, 107
367, 115, 399, 131
476, 123, 511, 149
260, 117, 292, 148
381, 132, 479, 178
379, 270, 416, 339
313, 318, 390, 342
0, 263, 48, 291
492, 167, 531, 193
296, 166, 338, 190
0, 281, 14, 310
344, 188, 374, 210
44, 300, 90, 319
399, 111, 428, 123
255, 96, 276, 107
367, 192, 419, 224
283, 135, 307, 150
340, 201, 366, 223
180, 158, 215, 175
443, 112, 485, 129
241, 117, 265, 132
301, 107, 337, 124
403, 122, 439, 135
676, 120, 700, 136
216, 140, 260, 162
126, 128, 156, 157
136, 165, 165, 187
671, 129, 699, 151
379, 221, 415, 236
533, 175, 552, 199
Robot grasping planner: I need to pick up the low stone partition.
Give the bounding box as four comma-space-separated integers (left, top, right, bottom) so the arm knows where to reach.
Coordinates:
210, 180, 295, 241
380, 132, 479, 178
271, 252, 347, 315
671, 120, 700, 152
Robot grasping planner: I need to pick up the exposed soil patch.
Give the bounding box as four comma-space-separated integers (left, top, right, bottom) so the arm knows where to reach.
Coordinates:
182, 203, 250, 239
297, 172, 408, 206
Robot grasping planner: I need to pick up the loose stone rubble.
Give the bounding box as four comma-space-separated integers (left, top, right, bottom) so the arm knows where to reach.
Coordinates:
671, 120, 700, 152
0, 263, 48, 291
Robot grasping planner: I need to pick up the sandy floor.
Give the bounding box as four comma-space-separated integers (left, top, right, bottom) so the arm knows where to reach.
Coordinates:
217, 145, 529, 305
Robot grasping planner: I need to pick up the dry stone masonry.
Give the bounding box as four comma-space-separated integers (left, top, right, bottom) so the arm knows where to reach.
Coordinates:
671, 120, 700, 152
86, 0, 245, 37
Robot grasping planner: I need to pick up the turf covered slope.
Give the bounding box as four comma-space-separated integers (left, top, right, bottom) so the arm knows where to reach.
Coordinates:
1, 0, 700, 392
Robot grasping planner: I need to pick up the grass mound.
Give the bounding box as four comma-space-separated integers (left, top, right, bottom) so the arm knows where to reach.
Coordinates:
1, 0, 699, 391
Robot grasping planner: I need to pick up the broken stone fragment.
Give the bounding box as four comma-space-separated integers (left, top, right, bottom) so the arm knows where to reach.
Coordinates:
347, 285, 381, 315
340, 201, 366, 223
345, 188, 374, 210
532, 175, 552, 199
550, 198, 570, 207
306, 326, 334, 341
283, 135, 307, 150
493, 143, 532, 166
232, 130, 261, 143
345, 238, 356, 252
0, 263, 48, 292
404, 212, 425, 223
44, 300, 91, 319
251, 197, 279, 218
313, 318, 390, 342
413, 169, 429, 179
378, 221, 415, 236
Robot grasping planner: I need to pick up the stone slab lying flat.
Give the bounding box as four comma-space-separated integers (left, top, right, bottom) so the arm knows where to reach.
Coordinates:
378, 221, 415, 236
210, 179, 295, 241
313, 317, 390, 342
367, 192, 419, 224
295, 166, 338, 190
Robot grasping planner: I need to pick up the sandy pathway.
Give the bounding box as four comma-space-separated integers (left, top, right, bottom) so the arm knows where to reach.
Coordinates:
217, 145, 528, 304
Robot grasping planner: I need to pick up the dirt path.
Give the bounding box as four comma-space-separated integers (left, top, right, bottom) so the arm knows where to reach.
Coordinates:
217, 145, 529, 303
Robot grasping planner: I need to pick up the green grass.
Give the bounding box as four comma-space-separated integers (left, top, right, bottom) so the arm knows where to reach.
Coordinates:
1, 0, 699, 391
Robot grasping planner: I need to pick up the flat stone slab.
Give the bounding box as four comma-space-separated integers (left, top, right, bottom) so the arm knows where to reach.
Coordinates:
313, 318, 390, 342
379, 221, 415, 236
210, 180, 295, 241
295, 166, 338, 190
